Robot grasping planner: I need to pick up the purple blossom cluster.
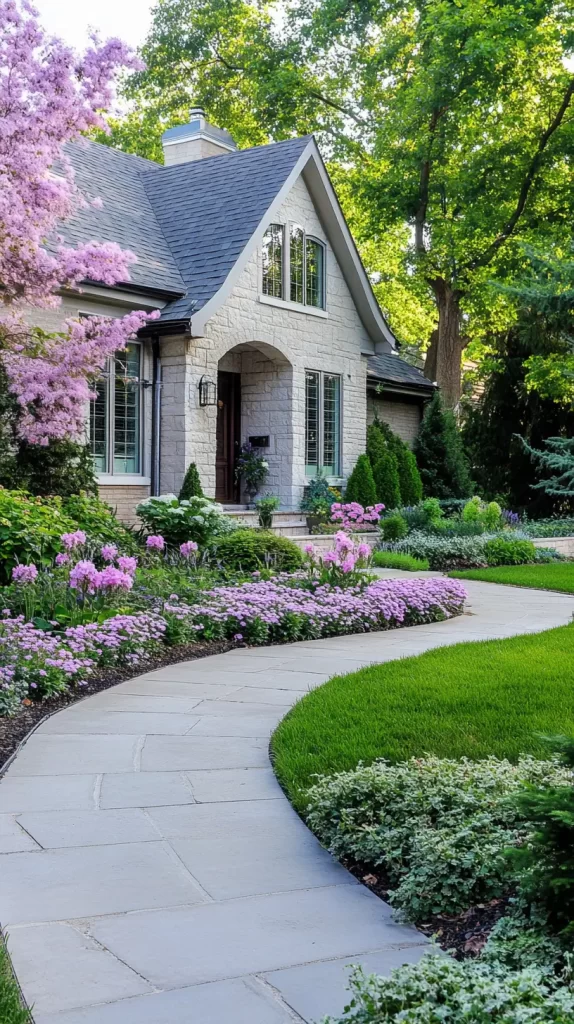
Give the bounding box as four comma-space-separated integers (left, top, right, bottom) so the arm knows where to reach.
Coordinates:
304, 532, 373, 586
330, 502, 385, 529
167, 575, 467, 645
0, 612, 166, 707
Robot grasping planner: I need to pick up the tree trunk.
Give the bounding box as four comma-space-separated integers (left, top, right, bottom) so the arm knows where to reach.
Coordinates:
428, 279, 464, 408
423, 329, 439, 383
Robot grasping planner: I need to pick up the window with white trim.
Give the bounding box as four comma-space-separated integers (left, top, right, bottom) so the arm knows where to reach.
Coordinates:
89, 343, 142, 475
305, 370, 341, 477
262, 223, 284, 298
261, 222, 326, 309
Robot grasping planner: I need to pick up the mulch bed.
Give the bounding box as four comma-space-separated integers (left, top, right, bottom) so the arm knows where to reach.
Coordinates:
346, 860, 510, 958
0, 639, 235, 772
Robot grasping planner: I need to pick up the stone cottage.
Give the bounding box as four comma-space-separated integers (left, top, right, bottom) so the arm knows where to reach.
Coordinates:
38, 110, 435, 520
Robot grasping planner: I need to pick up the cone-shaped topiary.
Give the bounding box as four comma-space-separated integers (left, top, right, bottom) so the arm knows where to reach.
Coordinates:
366, 421, 388, 471
345, 454, 377, 506
373, 452, 401, 509
396, 446, 423, 505
414, 393, 472, 498
178, 462, 204, 501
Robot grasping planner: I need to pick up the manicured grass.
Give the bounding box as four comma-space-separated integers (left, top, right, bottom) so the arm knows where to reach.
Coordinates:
271, 624, 574, 812
0, 940, 31, 1024
371, 552, 430, 571
450, 562, 574, 593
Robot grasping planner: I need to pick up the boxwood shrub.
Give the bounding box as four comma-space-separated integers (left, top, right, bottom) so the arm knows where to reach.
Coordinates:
210, 528, 304, 573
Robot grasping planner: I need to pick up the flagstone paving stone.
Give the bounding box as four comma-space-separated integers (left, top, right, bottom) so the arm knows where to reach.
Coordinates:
1, 578, 572, 1022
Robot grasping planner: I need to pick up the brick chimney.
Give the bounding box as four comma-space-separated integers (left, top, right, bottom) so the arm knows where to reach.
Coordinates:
161, 107, 237, 166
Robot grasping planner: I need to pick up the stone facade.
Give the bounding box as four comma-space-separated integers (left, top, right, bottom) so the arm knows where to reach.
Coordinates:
160, 175, 373, 508
367, 392, 426, 446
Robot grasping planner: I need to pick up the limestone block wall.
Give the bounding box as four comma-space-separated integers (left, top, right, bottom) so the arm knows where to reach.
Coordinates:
531, 536, 574, 557
98, 485, 150, 525
178, 173, 373, 507
367, 392, 425, 446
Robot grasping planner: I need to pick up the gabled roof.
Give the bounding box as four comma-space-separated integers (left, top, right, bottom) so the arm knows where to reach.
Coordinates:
60, 141, 185, 296
367, 353, 436, 394
141, 137, 311, 322
62, 135, 395, 348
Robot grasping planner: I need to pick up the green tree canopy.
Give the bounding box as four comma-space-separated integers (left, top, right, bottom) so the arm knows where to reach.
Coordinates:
109, 0, 574, 404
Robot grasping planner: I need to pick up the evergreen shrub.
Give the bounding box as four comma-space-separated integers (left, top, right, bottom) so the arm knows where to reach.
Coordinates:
178, 463, 204, 500
373, 453, 400, 508
345, 454, 377, 507
414, 393, 472, 498
210, 529, 303, 573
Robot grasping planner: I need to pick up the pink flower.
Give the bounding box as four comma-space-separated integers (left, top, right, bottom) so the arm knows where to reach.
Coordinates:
61, 530, 86, 550
146, 535, 165, 551
12, 564, 38, 584
55, 552, 69, 566
304, 543, 315, 555
96, 566, 133, 592
101, 544, 118, 562
69, 560, 99, 593
117, 556, 137, 575
180, 541, 198, 557
357, 543, 370, 558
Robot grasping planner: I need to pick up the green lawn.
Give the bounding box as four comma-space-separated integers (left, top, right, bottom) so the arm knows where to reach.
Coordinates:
0, 940, 31, 1024
450, 562, 574, 593
271, 624, 574, 812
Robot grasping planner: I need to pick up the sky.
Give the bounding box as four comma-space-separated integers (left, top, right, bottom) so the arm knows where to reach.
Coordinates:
34, 0, 153, 50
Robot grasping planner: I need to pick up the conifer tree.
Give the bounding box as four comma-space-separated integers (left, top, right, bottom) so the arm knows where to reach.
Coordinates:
397, 447, 423, 505
414, 393, 472, 498
519, 436, 574, 498
179, 462, 204, 500
345, 454, 377, 507
366, 421, 388, 470
373, 452, 401, 509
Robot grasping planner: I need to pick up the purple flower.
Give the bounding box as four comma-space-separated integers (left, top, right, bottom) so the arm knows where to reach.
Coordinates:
233, 633, 244, 641
69, 560, 99, 593
12, 563, 38, 584
61, 530, 86, 551
180, 540, 198, 557
96, 565, 133, 592
117, 556, 137, 576
101, 544, 118, 562
146, 535, 165, 551
55, 552, 69, 566
304, 543, 315, 555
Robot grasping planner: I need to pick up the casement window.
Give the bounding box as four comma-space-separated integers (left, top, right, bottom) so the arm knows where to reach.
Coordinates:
305, 370, 341, 477
89, 343, 142, 475
262, 223, 284, 299
262, 222, 327, 310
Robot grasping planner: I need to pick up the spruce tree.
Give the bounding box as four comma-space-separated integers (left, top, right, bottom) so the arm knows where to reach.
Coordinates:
179, 462, 204, 501
519, 436, 574, 499
373, 452, 401, 509
345, 454, 377, 506
414, 393, 472, 498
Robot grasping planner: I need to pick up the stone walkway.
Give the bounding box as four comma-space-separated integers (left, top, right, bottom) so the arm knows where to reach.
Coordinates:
0, 577, 572, 1023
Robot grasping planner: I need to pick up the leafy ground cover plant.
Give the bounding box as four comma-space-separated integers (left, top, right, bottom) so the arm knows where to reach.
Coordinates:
136, 494, 236, 547
304, 755, 570, 921
523, 517, 574, 538
381, 530, 490, 569
61, 494, 138, 552
450, 564, 574, 593
324, 959, 574, 1024
372, 552, 429, 571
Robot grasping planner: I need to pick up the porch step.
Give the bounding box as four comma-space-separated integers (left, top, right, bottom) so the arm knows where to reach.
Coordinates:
284, 532, 379, 552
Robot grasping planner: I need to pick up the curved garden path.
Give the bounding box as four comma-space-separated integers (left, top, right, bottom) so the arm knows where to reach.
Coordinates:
0, 575, 572, 1024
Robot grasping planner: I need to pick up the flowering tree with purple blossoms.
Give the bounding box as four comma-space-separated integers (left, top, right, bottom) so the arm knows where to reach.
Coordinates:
0, 0, 157, 444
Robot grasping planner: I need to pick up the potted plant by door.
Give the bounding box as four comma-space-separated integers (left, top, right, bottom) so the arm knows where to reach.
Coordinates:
255, 494, 280, 529
300, 475, 341, 533
235, 443, 269, 507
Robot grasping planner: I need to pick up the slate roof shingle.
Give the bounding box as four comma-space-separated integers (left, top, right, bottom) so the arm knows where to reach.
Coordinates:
367, 353, 436, 393
61, 136, 312, 324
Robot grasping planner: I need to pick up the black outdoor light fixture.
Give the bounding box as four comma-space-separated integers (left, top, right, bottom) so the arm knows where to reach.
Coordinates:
198, 375, 217, 406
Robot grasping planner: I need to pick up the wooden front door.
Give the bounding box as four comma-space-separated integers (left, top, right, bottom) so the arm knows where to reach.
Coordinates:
215, 371, 241, 502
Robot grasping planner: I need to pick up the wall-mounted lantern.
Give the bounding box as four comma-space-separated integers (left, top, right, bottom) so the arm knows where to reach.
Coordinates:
198, 375, 217, 406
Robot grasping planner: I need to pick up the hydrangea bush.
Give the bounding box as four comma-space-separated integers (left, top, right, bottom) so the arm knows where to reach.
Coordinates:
136, 494, 236, 547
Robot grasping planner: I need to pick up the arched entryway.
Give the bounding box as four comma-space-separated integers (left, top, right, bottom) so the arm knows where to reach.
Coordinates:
215, 341, 294, 505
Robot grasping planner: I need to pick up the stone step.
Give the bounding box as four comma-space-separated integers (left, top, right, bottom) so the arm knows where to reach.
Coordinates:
285, 532, 378, 551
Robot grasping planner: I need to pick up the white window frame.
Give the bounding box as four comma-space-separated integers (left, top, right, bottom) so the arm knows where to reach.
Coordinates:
305, 368, 342, 478
89, 341, 145, 480
260, 222, 327, 312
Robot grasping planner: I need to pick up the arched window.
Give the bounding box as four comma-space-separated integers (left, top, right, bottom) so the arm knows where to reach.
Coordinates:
261, 223, 326, 310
